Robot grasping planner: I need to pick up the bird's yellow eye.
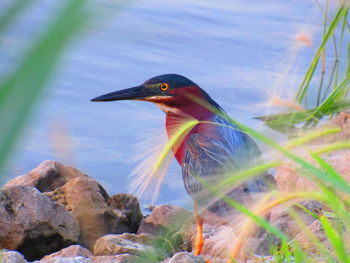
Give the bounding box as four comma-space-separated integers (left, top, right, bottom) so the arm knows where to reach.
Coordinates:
159, 83, 169, 91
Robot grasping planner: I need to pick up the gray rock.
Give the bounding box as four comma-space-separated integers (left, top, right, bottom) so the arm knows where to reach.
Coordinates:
0, 250, 27, 263
4, 161, 86, 193
39, 257, 90, 263
164, 252, 204, 263
0, 186, 79, 261
41, 245, 92, 261
91, 254, 132, 263
93, 234, 156, 256
46, 176, 117, 250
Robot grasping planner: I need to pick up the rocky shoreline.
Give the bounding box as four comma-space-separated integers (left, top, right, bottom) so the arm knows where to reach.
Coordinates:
0, 161, 200, 263
0, 160, 333, 263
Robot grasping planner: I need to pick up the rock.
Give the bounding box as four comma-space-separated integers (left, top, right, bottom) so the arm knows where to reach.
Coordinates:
0, 186, 79, 261
111, 233, 153, 245
275, 161, 318, 192
91, 254, 132, 263
93, 234, 156, 256
294, 220, 330, 255
0, 250, 27, 263
41, 245, 92, 261
38, 257, 90, 263
323, 152, 350, 186
4, 161, 86, 192
108, 194, 143, 233
137, 205, 192, 255
137, 205, 192, 254
319, 111, 350, 143
269, 201, 320, 239
276, 112, 350, 193
137, 205, 191, 236
163, 252, 204, 263
46, 176, 121, 250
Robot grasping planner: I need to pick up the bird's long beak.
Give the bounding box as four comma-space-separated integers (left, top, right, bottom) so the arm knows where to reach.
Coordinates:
91, 85, 156, 102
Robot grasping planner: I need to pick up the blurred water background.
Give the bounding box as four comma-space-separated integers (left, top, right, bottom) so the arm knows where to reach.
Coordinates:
0, 0, 326, 209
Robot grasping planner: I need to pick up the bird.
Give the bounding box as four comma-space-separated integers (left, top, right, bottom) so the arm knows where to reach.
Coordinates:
91, 74, 274, 258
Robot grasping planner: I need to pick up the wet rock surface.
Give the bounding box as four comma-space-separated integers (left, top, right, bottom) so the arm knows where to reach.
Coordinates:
0, 186, 79, 261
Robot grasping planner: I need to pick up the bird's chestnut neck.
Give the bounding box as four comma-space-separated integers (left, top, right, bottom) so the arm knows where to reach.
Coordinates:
159, 86, 222, 164
154, 86, 216, 119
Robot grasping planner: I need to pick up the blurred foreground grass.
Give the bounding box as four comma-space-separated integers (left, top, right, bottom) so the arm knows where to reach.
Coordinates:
0, 0, 89, 172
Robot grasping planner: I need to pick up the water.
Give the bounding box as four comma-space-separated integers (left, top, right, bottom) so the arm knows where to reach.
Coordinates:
1, 0, 323, 209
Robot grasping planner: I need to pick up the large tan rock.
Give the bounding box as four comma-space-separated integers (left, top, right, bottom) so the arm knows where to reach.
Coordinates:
46, 178, 143, 250
46, 177, 117, 250
41, 245, 92, 261
4, 161, 86, 192
93, 234, 156, 256
0, 186, 79, 261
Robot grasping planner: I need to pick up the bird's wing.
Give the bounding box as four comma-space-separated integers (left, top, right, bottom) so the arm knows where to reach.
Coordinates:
182, 115, 272, 214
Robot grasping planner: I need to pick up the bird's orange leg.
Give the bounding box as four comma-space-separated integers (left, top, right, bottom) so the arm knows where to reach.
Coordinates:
194, 214, 204, 256
193, 203, 211, 263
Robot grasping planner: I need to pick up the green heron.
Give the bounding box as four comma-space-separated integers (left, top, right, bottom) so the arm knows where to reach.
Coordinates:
91, 74, 273, 258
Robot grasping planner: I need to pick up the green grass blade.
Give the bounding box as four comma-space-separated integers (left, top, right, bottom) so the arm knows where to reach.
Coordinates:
151, 120, 199, 173
312, 74, 350, 118
347, 42, 350, 77
320, 215, 349, 263
255, 98, 350, 133
295, 5, 348, 103
0, 0, 34, 33
0, 0, 89, 170
309, 152, 350, 196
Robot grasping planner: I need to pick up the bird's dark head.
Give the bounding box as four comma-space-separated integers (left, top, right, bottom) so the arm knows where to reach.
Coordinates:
91, 74, 221, 114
